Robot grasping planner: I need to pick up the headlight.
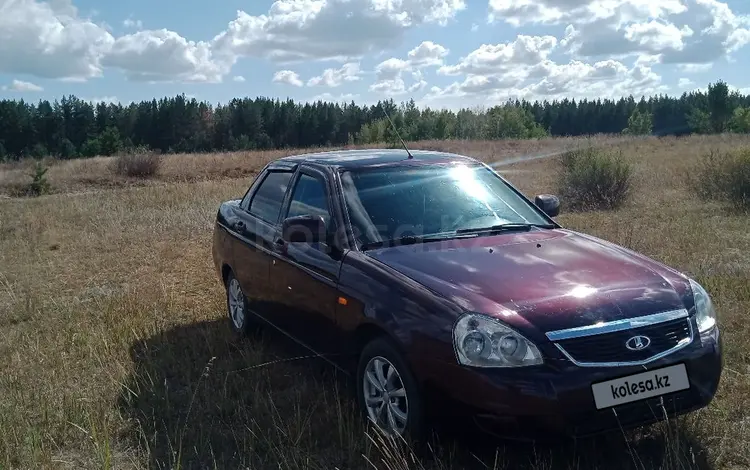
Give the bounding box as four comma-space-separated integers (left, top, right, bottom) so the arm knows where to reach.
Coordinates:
453, 313, 543, 367
689, 279, 717, 333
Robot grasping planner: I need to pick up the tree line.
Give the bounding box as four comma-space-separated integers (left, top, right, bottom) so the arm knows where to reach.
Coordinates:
1, 80, 749, 161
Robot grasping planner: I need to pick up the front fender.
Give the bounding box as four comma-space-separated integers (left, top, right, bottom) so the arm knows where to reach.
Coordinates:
336, 250, 463, 378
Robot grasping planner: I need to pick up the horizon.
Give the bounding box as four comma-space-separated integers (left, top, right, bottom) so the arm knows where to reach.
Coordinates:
1, 0, 749, 111
0, 79, 743, 109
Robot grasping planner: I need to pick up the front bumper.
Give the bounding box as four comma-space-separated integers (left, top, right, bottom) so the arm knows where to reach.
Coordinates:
420, 326, 722, 438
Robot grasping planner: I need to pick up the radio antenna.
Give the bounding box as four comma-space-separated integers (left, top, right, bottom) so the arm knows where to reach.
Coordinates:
381, 103, 413, 159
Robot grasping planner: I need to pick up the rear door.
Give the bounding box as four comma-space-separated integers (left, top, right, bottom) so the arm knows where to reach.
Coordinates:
269, 166, 344, 354
232, 168, 294, 320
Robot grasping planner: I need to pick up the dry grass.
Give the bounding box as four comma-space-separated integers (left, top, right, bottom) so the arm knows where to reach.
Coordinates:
1, 134, 749, 469
559, 147, 633, 210
685, 148, 750, 210
110, 151, 163, 178
0, 135, 622, 197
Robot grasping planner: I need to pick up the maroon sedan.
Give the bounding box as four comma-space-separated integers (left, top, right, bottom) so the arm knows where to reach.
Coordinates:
211, 149, 722, 440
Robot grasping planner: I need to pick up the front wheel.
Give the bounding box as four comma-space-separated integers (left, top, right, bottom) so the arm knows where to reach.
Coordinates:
356, 338, 425, 442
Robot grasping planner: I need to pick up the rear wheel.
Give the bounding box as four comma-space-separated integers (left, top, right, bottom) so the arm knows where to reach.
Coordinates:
225, 271, 253, 335
357, 337, 425, 442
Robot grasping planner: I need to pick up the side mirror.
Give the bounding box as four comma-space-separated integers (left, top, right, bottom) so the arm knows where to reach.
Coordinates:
535, 194, 560, 217
281, 215, 327, 243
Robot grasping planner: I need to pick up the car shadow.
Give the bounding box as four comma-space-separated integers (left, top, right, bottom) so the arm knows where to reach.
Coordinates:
119, 318, 713, 470
425, 415, 713, 470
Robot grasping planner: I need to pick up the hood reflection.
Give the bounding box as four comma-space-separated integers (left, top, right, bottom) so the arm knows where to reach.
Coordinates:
366, 229, 692, 331
568, 285, 598, 299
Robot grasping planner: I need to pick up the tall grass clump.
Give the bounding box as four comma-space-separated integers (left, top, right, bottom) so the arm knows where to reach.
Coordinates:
111, 148, 162, 178
27, 161, 51, 196
559, 147, 633, 210
688, 148, 750, 210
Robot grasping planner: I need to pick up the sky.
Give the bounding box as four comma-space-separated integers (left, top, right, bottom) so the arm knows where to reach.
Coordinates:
1, 0, 749, 110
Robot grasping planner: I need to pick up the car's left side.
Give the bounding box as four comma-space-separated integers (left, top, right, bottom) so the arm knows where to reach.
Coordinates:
211, 155, 467, 440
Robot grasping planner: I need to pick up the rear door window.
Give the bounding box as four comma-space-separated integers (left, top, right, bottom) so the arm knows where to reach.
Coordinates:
248, 171, 293, 224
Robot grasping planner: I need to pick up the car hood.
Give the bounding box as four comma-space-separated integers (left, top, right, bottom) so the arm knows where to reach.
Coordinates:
365, 229, 693, 334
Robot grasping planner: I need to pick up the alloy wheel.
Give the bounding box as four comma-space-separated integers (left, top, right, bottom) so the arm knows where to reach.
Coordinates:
363, 356, 409, 435
227, 277, 245, 330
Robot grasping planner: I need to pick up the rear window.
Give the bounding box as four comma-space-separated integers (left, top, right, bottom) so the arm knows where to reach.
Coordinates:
249, 171, 293, 224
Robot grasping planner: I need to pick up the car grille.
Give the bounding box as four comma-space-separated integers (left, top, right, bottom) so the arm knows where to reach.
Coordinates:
554, 317, 692, 365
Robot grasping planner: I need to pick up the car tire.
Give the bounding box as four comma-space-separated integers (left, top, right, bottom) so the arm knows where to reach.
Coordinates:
225, 270, 254, 336
356, 337, 426, 443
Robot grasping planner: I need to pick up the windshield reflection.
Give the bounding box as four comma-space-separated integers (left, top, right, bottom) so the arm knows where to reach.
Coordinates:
341, 163, 550, 246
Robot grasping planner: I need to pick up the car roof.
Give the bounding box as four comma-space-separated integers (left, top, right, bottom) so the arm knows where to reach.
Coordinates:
270, 148, 479, 170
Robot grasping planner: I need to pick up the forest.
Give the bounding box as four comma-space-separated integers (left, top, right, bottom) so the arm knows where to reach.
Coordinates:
1, 80, 749, 160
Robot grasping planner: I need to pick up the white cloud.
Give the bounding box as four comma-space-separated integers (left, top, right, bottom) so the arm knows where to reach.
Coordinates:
370, 76, 427, 95
424, 46, 666, 108
123, 17, 143, 30
374, 58, 410, 81
678, 77, 694, 88
659, 0, 750, 65
273, 70, 304, 86
0, 1, 226, 83
438, 35, 557, 76
2, 79, 43, 92
441, 74, 520, 95
407, 41, 449, 67
0, 0, 744, 100
491, 0, 750, 67
308, 92, 360, 103
211, 0, 465, 66
0, 0, 114, 80
525, 59, 657, 98
488, 0, 687, 28
307, 62, 361, 87
83, 96, 119, 105
624, 21, 693, 52
101, 29, 228, 83
488, 0, 563, 26
561, 19, 694, 60
370, 58, 413, 94
678, 63, 712, 73
370, 40, 448, 95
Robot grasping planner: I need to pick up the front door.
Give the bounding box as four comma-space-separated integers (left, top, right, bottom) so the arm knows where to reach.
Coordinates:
270, 169, 343, 355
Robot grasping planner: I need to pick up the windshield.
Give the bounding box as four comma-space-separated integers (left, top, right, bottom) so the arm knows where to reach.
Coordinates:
340, 163, 551, 246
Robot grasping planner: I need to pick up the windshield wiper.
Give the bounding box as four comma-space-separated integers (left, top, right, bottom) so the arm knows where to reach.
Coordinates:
360, 224, 554, 250
455, 223, 555, 235
361, 232, 473, 251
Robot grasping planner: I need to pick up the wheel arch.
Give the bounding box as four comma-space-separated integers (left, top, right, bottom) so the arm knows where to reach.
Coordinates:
354, 322, 404, 357
221, 264, 233, 286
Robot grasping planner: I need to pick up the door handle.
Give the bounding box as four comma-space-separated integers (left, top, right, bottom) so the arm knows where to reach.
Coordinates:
274, 237, 285, 247
234, 220, 246, 232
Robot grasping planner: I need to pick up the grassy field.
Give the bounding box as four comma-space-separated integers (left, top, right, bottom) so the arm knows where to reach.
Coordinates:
0, 136, 622, 197
0, 134, 749, 470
